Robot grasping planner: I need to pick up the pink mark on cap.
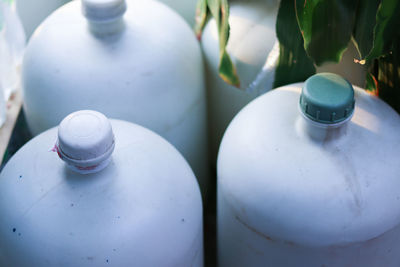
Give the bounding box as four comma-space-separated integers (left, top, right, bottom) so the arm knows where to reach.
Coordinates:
76, 164, 99, 171
50, 144, 63, 159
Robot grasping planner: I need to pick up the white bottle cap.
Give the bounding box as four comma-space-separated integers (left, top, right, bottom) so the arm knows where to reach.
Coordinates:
56, 110, 115, 174
82, 0, 127, 22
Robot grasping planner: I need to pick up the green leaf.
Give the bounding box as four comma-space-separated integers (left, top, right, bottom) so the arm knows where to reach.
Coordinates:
212, 0, 240, 87
296, 0, 358, 65
366, 0, 400, 61
218, 0, 239, 86
365, 71, 378, 94
207, 0, 220, 19
194, 0, 240, 86
274, 0, 315, 88
353, 0, 381, 60
194, 0, 208, 39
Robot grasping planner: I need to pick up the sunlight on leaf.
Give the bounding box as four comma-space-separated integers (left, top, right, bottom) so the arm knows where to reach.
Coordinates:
367, 0, 400, 61
295, 0, 358, 65
194, 0, 208, 39
194, 0, 240, 87
353, 0, 380, 60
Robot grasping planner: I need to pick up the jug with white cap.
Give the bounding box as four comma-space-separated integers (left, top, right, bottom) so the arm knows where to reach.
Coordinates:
0, 110, 203, 266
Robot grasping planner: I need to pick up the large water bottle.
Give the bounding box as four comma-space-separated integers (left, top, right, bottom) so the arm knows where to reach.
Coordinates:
217, 73, 400, 266
0, 110, 204, 266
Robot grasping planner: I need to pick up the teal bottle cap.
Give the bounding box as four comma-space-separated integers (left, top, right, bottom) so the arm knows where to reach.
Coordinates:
299, 73, 355, 124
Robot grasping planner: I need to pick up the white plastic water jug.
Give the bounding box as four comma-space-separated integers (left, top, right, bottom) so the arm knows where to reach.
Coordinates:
22, 0, 209, 194
217, 73, 400, 266
0, 110, 203, 266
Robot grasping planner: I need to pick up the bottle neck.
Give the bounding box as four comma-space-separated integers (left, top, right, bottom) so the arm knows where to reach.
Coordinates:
70, 156, 113, 174
53, 141, 114, 175
298, 113, 351, 142
87, 17, 125, 36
